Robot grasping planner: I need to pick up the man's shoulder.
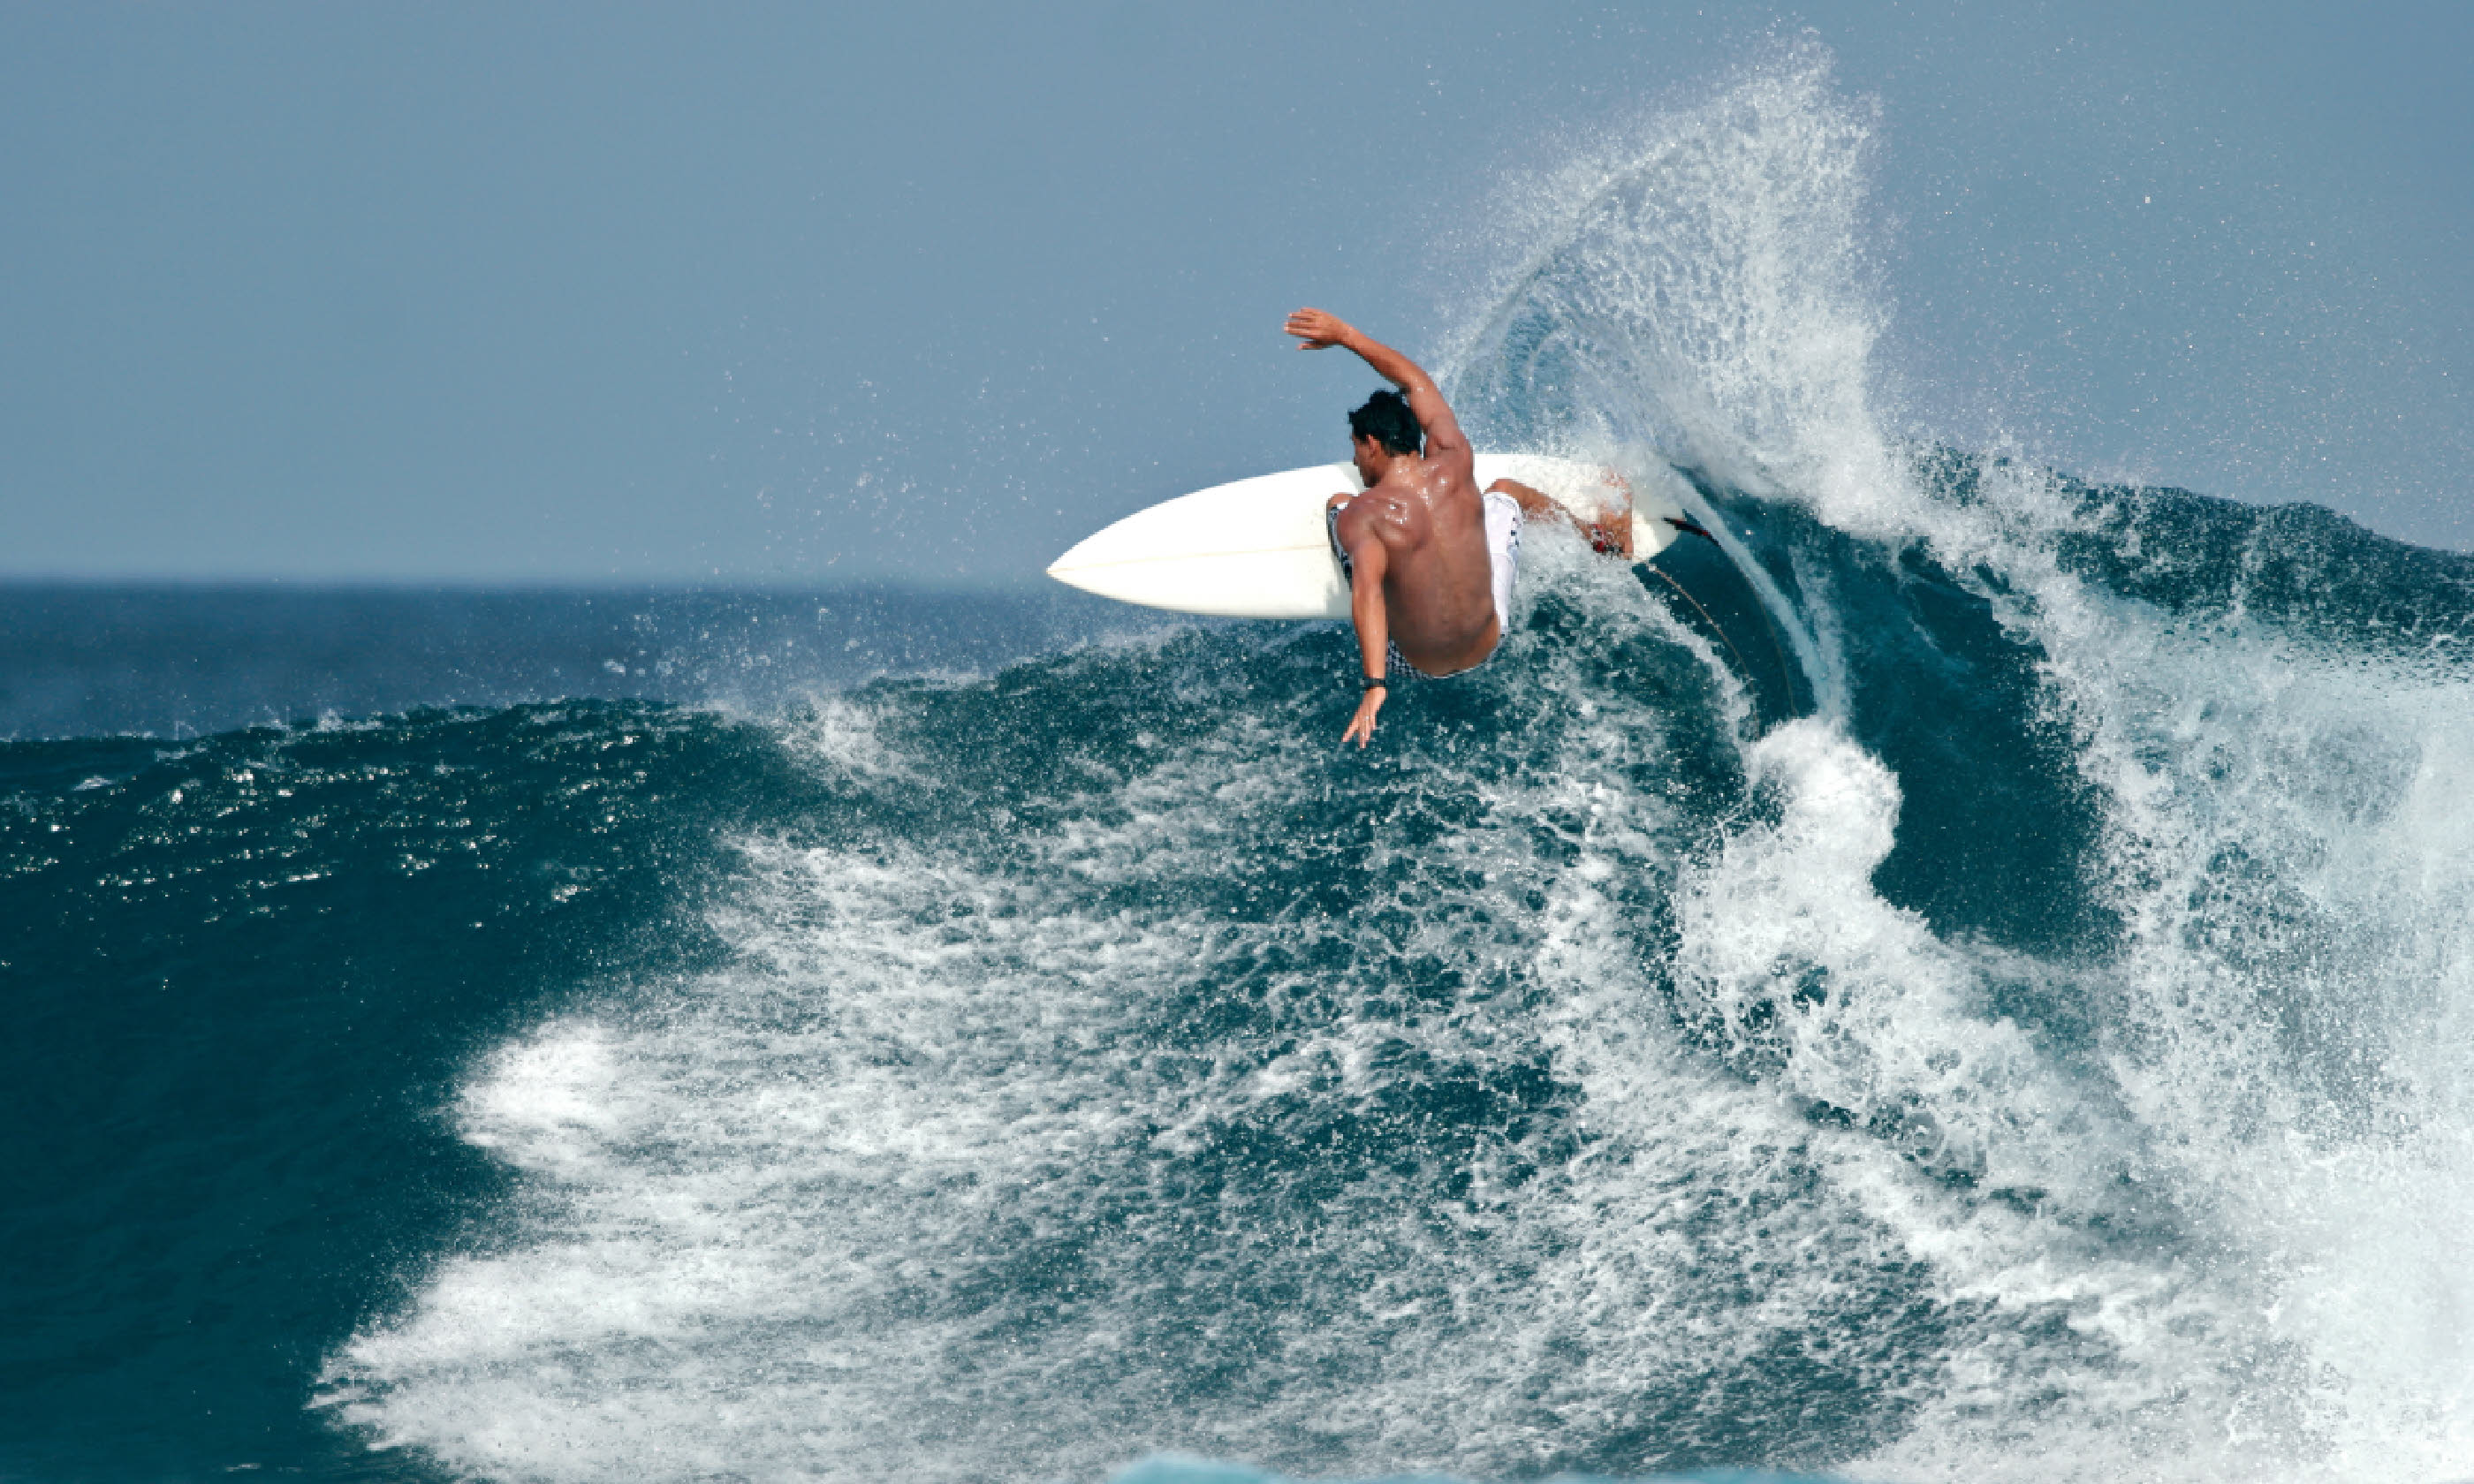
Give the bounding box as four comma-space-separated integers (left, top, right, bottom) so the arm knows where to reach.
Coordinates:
1411, 457, 1485, 510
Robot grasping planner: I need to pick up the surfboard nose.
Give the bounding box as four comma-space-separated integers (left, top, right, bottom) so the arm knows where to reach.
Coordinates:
1044, 530, 1112, 596
1044, 556, 1101, 596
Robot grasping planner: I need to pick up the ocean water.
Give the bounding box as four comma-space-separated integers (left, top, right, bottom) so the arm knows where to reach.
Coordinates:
10, 46, 2474, 1484
0, 585, 1142, 744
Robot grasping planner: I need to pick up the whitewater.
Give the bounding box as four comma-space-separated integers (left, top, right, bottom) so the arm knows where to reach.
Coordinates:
7, 42, 2472, 1484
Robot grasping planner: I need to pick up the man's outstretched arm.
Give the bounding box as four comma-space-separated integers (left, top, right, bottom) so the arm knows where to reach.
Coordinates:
1286, 308, 1470, 465
1339, 514, 1391, 748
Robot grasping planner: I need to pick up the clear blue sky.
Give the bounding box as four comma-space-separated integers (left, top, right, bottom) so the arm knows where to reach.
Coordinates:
3, 2, 2465, 583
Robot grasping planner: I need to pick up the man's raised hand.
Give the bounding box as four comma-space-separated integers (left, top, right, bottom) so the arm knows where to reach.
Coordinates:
1286, 307, 1354, 351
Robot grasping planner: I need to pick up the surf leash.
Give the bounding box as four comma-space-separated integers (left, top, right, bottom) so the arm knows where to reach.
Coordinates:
1643, 564, 1768, 729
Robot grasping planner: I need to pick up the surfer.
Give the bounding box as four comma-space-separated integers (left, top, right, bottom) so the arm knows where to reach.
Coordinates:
1286, 307, 1630, 746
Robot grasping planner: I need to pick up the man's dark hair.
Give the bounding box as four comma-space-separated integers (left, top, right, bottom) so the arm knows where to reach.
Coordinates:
1348, 390, 1423, 457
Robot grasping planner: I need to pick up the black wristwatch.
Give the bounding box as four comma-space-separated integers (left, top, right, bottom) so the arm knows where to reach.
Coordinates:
1362, 675, 1388, 691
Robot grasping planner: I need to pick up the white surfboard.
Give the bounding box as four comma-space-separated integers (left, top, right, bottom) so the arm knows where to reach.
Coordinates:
1046, 455, 1690, 620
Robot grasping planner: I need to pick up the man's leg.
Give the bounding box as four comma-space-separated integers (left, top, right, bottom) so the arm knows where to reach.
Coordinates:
1485, 478, 1632, 558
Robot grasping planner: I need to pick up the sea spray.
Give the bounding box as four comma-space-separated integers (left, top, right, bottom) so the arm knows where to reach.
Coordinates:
1440, 34, 2474, 1484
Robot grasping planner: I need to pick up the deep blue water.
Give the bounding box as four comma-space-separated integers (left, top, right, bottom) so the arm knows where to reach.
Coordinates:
0, 585, 1145, 742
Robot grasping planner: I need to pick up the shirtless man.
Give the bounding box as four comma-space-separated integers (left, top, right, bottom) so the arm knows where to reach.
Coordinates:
1286, 307, 1628, 746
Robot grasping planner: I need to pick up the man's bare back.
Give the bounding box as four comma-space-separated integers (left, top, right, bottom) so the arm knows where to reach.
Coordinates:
1326, 475, 1499, 667
1286, 307, 1614, 746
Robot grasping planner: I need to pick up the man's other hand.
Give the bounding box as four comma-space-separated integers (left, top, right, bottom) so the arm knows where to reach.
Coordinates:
1342, 686, 1385, 747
